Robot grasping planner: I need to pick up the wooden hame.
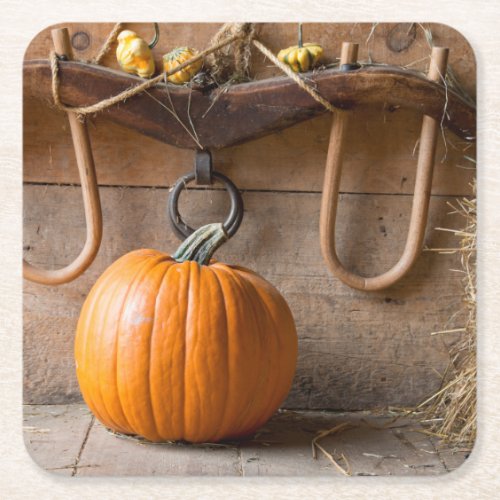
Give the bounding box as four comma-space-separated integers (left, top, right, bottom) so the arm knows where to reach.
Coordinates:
24, 57, 476, 150
23, 29, 102, 285
319, 44, 452, 291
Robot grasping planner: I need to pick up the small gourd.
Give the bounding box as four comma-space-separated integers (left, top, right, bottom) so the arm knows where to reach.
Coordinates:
116, 25, 159, 79
163, 47, 203, 84
277, 23, 323, 73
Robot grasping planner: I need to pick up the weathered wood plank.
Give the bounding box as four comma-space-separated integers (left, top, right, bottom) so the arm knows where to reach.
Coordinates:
77, 419, 241, 476
428, 434, 471, 472
241, 411, 447, 476
24, 185, 466, 407
436, 447, 470, 472
23, 97, 475, 196
24, 404, 461, 476
23, 404, 93, 475
328, 414, 446, 476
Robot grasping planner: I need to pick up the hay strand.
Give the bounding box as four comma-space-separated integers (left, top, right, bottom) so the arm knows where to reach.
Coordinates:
311, 422, 356, 475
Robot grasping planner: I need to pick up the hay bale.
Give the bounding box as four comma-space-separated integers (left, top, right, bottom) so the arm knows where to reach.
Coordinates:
418, 185, 476, 449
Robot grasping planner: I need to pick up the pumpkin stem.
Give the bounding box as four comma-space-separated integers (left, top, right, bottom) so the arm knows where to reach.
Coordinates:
298, 23, 303, 48
173, 223, 228, 266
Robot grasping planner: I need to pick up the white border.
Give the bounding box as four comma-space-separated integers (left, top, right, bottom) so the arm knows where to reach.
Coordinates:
2, 1, 499, 497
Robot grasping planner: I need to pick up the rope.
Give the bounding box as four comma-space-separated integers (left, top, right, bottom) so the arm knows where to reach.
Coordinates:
205, 23, 255, 82
51, 22, 338, 117
92, 22, 124, 65
234, 24, 255, 78
252, 39, 339, 114
51, 31, 246, 116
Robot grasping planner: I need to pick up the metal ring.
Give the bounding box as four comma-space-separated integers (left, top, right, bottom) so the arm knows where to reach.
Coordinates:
168, 171, 244, 240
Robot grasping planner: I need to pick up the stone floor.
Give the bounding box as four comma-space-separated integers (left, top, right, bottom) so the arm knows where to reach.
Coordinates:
23, 404, 468, 477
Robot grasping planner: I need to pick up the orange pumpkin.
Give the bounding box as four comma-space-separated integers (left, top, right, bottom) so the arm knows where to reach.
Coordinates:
75, 223, 297, 443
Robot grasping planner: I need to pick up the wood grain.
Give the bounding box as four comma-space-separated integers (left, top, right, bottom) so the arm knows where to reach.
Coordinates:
23, 97, 476, 195
24, 185, 466, 408
23, 404, 93, 475
23, 59, 475, 147
240, 411, 448, 476
78, 420, 241, 476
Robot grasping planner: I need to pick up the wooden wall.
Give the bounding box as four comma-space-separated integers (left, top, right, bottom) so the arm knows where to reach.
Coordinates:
23, 22, 476, 409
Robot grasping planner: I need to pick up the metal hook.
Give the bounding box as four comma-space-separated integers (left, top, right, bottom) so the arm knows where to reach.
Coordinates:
168, 150, 244, 240
319, 43, 449, 291
148, 22, 160, 49
194, 150, 213, 185
23, 28, 103, 285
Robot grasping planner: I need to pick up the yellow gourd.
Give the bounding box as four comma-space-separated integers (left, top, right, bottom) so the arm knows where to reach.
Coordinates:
277, 24, 323, 73
163, 47, 203, 84
116, 30, 156, 79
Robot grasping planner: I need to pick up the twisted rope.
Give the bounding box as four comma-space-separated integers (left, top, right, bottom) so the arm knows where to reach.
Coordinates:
252, 39, 339, 114
51, 31, 246, 116
92, 22, 124, 65
205, 22, 255, 82
233, 24, 256, 78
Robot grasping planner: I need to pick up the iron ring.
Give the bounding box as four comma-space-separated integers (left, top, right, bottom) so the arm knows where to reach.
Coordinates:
168, 171, 244, 240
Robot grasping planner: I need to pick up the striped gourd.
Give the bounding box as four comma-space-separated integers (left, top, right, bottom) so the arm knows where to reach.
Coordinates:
163, 47, 203, 84
277, 43, 323, 73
